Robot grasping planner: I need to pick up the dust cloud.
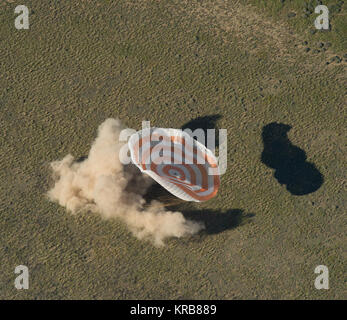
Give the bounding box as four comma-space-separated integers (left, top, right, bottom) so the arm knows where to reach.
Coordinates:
47, 118, 204, 246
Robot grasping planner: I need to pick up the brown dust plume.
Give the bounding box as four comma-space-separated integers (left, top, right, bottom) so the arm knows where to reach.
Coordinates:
47, 118, 204, 246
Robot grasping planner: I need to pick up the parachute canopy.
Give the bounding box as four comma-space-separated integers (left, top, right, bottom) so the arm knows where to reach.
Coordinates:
128, 128, 220, 202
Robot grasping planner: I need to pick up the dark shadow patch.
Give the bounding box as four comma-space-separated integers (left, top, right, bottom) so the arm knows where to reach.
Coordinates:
180, 208, 255, 235
76, 155, 88, 163
261, 122, 324, 195
181, 114, 222, 145
181, 115, 222, 131
144, 181, 186, 207
144, 182, 254, 236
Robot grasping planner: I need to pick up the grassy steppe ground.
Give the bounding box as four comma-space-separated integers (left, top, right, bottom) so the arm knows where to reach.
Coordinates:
0, 0, 346, 299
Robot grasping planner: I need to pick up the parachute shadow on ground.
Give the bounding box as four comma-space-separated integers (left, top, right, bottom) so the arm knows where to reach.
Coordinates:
179, 208, 255, 235
181, 114, 222, 146
76, 155, 88, 163
144, 182, 255, 236
261, 122, 324, 195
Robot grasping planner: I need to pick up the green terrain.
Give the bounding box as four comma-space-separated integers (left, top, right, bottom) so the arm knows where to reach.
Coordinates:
0, 0, 345, 299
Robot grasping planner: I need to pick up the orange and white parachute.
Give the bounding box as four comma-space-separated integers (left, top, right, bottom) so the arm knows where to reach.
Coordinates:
128, 128, 220, 202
